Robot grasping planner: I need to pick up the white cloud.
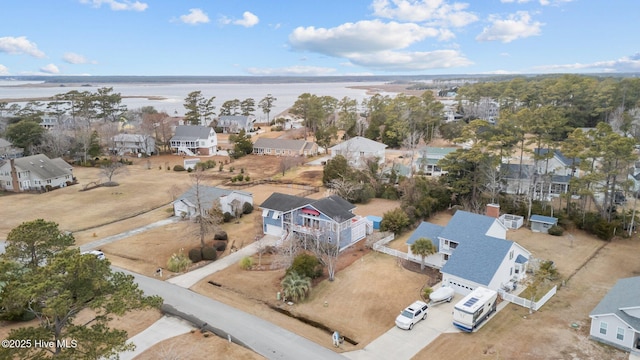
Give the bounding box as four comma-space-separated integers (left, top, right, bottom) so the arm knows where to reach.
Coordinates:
289, 20, 440, 57
476, 11, 543, 43
63, 52, 97, 64
233, 11, 259, 28
0, 36, 45, 58
0, 64, 8, 75
533, 53, 640, 73
180, 8, 210, 25
245, 65, 337, 76
500, 0, 573, 5
371, 0, 478, 27
40, 63, 60, 74
347, 49, 472, 71
80, 0, 147, 11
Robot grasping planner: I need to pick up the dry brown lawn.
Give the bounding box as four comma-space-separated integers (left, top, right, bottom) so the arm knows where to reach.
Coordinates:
135, 331, 265, 360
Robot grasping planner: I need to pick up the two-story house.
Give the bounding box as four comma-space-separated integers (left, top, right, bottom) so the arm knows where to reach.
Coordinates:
406, 209, 531, 296
217, 115, 256, 134
169, 125, 218, 156
110, 133, 156, 156
329, 136, 387, 167
0, 138, 24, 159
413, 146, 458, 177
0, 154, 74, 192
260, 192, 367, 250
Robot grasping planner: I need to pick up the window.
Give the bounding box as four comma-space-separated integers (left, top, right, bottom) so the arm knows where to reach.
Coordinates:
509, 250, 514, 260
443, 254, 449, 261
599, 322, 607, 335
444, 240, 449, 246
449, 242, 458, 249
617, 327, 624, 341
510, 267, 513, 276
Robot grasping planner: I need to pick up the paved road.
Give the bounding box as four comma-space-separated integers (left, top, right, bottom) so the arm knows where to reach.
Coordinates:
78, 217, 180, 252
116, 267, 346, 360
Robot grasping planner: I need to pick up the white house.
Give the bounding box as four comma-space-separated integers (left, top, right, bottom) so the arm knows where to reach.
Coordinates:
406, 208, 531, 296
589, 276, 640, 354
110, 133, 156, 156
253, 138, 318, 156
173, 185, 253, 218
217, 115, 256, 134
329, 136, 387, 167
169, 125, 218, 156
413, 146, 458, 176
0, 154, 74, 192
0, 138, 23, 159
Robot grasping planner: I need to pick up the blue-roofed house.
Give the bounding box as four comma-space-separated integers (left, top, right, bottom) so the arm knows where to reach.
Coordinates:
413, 146, 458, 177
405, 209, 531, 296
406, 222, 445, 268
259, 192, 368, 250
589, 277, 640, 354
530, 215, 558, 233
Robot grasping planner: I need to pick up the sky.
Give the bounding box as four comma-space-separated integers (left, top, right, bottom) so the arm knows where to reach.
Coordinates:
0, 0, 639, 77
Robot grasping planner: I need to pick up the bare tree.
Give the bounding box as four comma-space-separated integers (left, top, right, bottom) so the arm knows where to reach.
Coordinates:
312, 232, 341, 282
328, 178, 362, 202
34, 128, 73, 158
279, 156, 304, 176
190, 170, 222, 248
100, 158, 128, 185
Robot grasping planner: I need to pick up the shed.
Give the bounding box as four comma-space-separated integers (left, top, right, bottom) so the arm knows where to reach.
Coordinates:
366, 215, 382, 230
530, 215, 558, 233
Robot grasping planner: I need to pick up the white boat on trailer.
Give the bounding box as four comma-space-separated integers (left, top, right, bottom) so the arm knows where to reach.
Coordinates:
429, 285, 455, 305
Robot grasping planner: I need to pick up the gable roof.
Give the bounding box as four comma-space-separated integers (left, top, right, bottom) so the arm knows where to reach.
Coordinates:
0, 138, 12, 147
590, 276, 640, 331
260, 192, 355, 221
438, 211, 501, 243
113, 133, 151, 142
175, 185, 250, 208
416, 146, 458, 158
14, 154, 72, 179
441, 235, 513, 286
329, 136, 387, 153
172, 125, 213, 141
534, 148, 580, 166
218, 115, 254, 128
406, 222, 444, 251
253, 138, 308, 151
500, 163, 535, 180
530, 215, 558, 224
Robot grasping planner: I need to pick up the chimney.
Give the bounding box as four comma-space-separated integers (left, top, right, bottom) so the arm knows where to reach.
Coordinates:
9, 158, 20, 192
486, 203, 500, 218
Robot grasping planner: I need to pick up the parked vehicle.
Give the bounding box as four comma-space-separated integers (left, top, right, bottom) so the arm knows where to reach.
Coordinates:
429, 285, 455, 305
82, 250, 106, 260
395, 300, 429, 330
452, 287, 497, 332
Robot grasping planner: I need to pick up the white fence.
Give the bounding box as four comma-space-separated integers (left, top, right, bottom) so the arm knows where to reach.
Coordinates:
371, 233, 422, 264
499, 285, 557, 311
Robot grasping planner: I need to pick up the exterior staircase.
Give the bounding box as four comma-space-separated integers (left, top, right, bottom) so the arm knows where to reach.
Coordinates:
178, 146, 196, 156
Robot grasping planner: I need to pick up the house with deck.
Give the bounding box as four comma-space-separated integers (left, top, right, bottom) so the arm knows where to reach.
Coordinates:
329, 136, 387, 167
253, 138, 318, 156
0, 154, 74, 192
217, 115, 256, 134
169, 125, 218, 156
260, 192, 367, 250
406, 208, 531, 296
110, 133, 156, 156
589, 276, 640, 354
413, 146, 458, 176
173, 185, 253, 218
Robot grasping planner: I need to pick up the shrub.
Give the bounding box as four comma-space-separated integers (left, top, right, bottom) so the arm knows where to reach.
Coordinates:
547, 225, 564, 236
286, 253, 322, 279
173, 165, 185, 171
245, 175, 250, 181
187, 167, 193, 173
219, 164, 224, 171
214, 231, 228, 240
188, 248, 202, 262
380, 208, 411, 235
202, 246, 217, 261
236, 174, 244, 181
242, 202, 254, 214
239, 256, 253, 270
214, 241, 227, 252
422, 286, 433, 300
167, 251, 191, 272
223, 212, 233, 223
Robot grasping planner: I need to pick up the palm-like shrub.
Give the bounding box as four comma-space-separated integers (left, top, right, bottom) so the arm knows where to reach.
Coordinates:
281, 271, 312, 302
167, 251, 191, 272
410, 237, 436, 271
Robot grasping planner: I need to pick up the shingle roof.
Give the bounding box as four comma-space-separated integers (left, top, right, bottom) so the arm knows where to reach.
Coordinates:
441, 235, 513, 286
515, 254, 528, 264
14, 154, 72, 180
501, 163, 535, 180
176, 185, 233, 207
253, 138, 307, 151
417, 146, 457, 158
218, 115, 254, 129
172, 125, 213, 141
590, 276, 640, 331
438, 211, 500, 244
329, 136, 387, 153
113, 133, 150, 142
0, 138, 11, 147
406, 222, 444, 251
534, 148, 580, 166
260, 192, 355, 221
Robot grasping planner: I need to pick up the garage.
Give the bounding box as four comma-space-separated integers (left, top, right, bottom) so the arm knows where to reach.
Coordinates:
264, 224, 283, 237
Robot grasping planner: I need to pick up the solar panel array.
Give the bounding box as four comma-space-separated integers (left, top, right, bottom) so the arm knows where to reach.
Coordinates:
463, 297, 479, 307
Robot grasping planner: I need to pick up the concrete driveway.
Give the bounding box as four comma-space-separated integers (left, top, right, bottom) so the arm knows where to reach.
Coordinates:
344, 296, 460, 360
120, 316, 194, 360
